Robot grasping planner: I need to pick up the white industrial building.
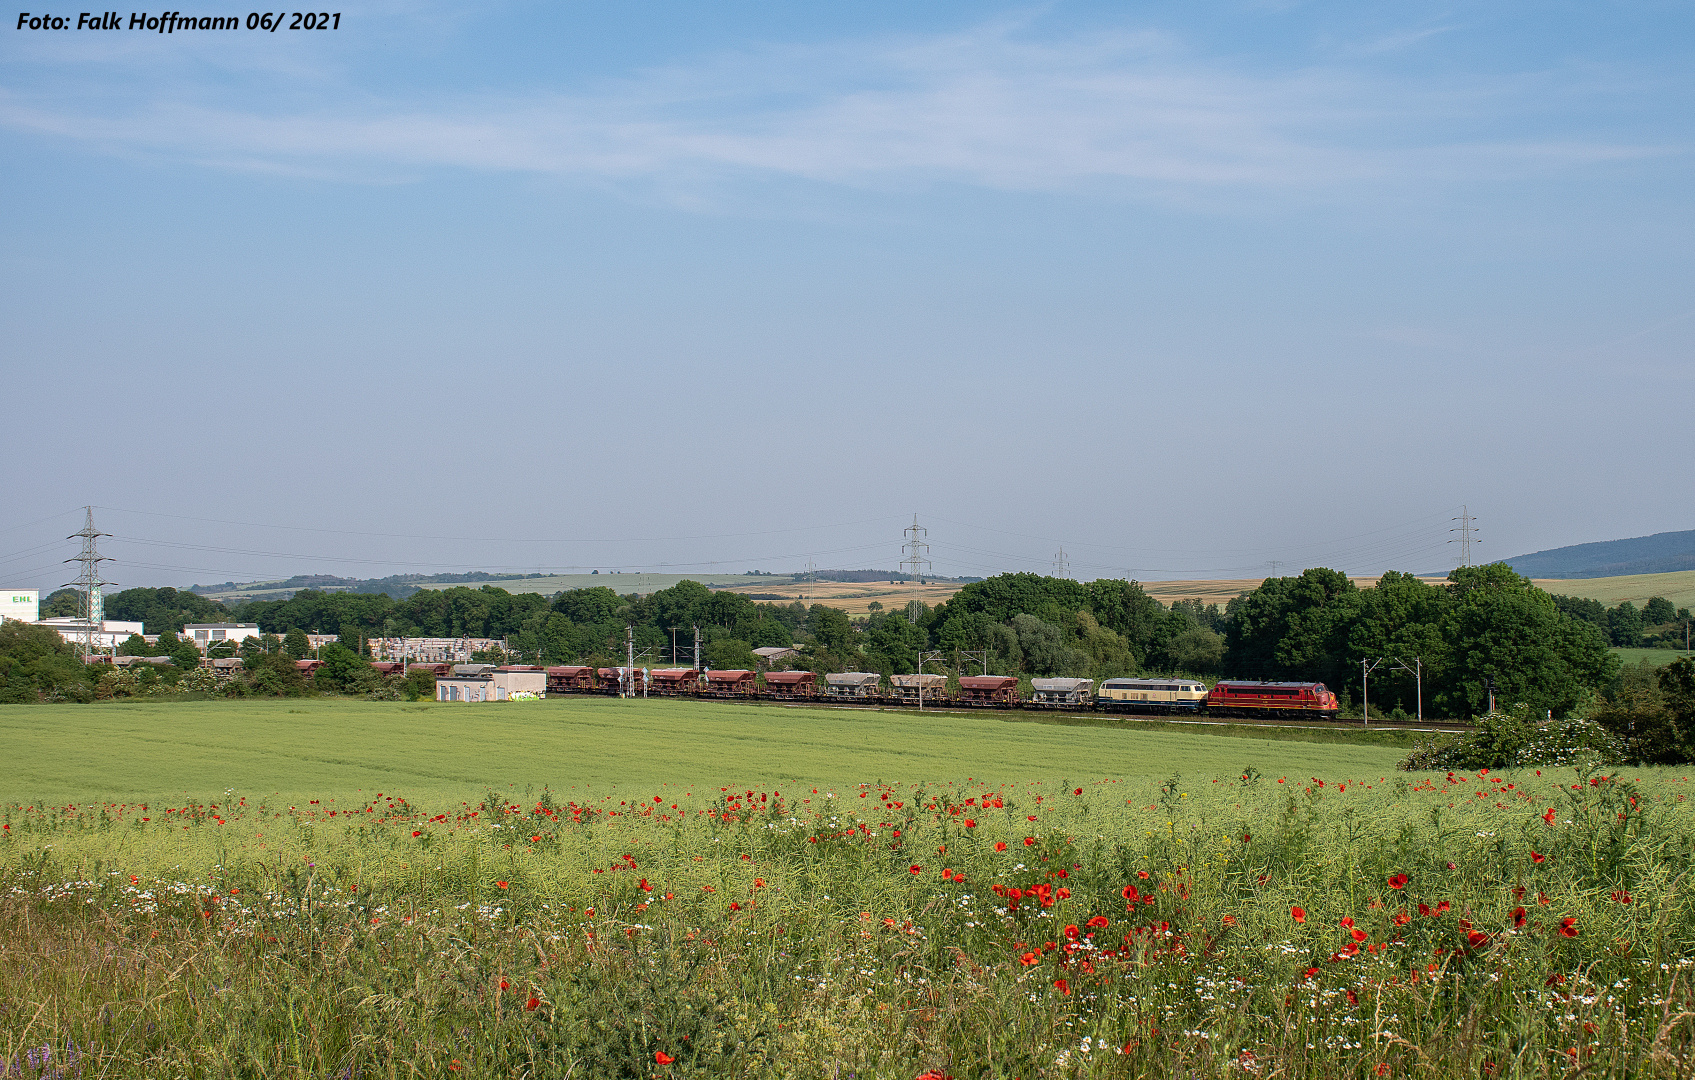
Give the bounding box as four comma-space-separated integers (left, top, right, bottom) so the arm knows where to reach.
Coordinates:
183, 623, 263, 650
435, 664, 547, 702
39, 617, 146, 650
1, 590, 38, 623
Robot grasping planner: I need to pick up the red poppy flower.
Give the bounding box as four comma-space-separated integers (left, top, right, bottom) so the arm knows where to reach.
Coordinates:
1511, 906, 1527, 927
655, 1051, 675, 1065
1121, 885, 1139, 901
1467, 931, 1490, 948
1053, 978, 1070, 995
496, 881, 509, 889
639, 878, 653, 892
525, 996, 540, 1010
1019, 951, 1038, 966
1559, 918, 1578, 938
411, 830, 422, 837
1350, 928, 1368, 943
1074, 788, 1083, 795
994, 842, 1008, 852
1063, 924, 1080, 940
1291, 906, 1307, 924
729, 901, 742, 911
1024, 837, 1036, 846
1086, 915, 1110, 929
909, 865, 922, 874
499, 979, 509, 990
1339, 916, 1355, 928
1138, 870, 1150, 879
1387, 874, 1408, 890
753, 877, 766, 888
1530, 851, 1545, 864
1611, 889, 1632, 905
963, 818, 976, 828
1543, 808, 1556, 825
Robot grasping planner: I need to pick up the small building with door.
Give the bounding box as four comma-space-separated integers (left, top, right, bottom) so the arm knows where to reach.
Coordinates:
435, 664, 548, 702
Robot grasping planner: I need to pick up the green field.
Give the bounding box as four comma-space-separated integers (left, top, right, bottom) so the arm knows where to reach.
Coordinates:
1535, 568, 1695, 609
1612, 646, 1694, 668
0, 697, 1410, 806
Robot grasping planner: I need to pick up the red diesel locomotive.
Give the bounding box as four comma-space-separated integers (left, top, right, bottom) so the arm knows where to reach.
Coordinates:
1204, 681, 1340, 719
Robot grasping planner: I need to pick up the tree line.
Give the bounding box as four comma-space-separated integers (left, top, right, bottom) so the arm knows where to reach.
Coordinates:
20, 565, 1685, 721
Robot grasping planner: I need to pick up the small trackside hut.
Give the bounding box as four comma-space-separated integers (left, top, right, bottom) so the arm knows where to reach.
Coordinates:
957, 674, 1021, 707
824, 672, 882, 700
1029, 677, 1094, 708
762, 670, 818, 698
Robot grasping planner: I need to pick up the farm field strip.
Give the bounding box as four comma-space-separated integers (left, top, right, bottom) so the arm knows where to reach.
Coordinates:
4, 758, 1692, 1077
0, 698, 1409, 807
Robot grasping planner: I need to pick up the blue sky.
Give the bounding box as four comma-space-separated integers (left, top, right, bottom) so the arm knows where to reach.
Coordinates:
2, 1, 1691, 588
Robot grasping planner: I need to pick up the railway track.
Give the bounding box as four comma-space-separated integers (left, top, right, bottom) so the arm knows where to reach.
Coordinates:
545, 687, 1471, 734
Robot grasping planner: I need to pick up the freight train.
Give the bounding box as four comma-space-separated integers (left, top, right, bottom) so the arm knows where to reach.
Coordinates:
518, 665, 1343, 721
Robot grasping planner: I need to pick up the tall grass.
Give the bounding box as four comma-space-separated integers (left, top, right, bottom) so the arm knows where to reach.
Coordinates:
5, 764, 1695, 1077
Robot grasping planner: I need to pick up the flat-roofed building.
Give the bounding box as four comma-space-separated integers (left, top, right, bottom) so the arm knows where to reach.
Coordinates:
183, 623, 263, 651
435, 664, 547, 702
39, 617, 145, 650
1, 590, 38, 623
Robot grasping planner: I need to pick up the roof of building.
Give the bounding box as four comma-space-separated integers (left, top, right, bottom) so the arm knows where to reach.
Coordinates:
183, 623, 259, 630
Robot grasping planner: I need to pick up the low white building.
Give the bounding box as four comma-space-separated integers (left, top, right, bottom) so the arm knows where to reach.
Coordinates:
435, 665, 547, 702
183, 623, 263, 650
1, 590, 38, 623
39, 617, 145, 650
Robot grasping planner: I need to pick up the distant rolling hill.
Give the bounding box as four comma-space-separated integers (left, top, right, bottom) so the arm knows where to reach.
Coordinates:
1505, 530, 1695, 579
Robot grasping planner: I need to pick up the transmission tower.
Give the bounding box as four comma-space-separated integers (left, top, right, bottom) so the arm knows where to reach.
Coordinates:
1449, 506, 1480, 568
1053, 547, 1070, 579
63, 506, 113, 661
900, 515, 931, 583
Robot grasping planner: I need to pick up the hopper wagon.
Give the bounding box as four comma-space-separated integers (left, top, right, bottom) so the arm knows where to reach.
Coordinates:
650, 668, 701, 696
702, 669, 758, 698
824, 672, 882, 700
763, 670, 819, 698
1028, 677, 1094, 708
887, 672, 947, 704
545, 665, 596, 693
957, 674, 1021, 707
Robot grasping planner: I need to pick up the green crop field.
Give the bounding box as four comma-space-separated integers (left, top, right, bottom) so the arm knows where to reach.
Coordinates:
0, 697, 1411, 807
1612, 646, 1694, 669
8, 699, 1695, 1078
1534, 569, 1695, 610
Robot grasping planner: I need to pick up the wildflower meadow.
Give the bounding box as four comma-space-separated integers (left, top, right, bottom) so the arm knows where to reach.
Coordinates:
3, 700, 1695, 1077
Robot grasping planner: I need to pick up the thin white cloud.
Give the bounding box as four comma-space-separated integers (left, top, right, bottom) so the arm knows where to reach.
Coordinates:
0, 20, 1681, 198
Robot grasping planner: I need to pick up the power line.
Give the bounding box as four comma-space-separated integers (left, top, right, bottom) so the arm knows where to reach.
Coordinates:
900, 515, 932, 582
63, 506, 113, 661
1450, 506, 1480, 568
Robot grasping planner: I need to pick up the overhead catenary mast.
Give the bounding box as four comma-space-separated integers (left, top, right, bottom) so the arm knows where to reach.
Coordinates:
63, 506, 113, 661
